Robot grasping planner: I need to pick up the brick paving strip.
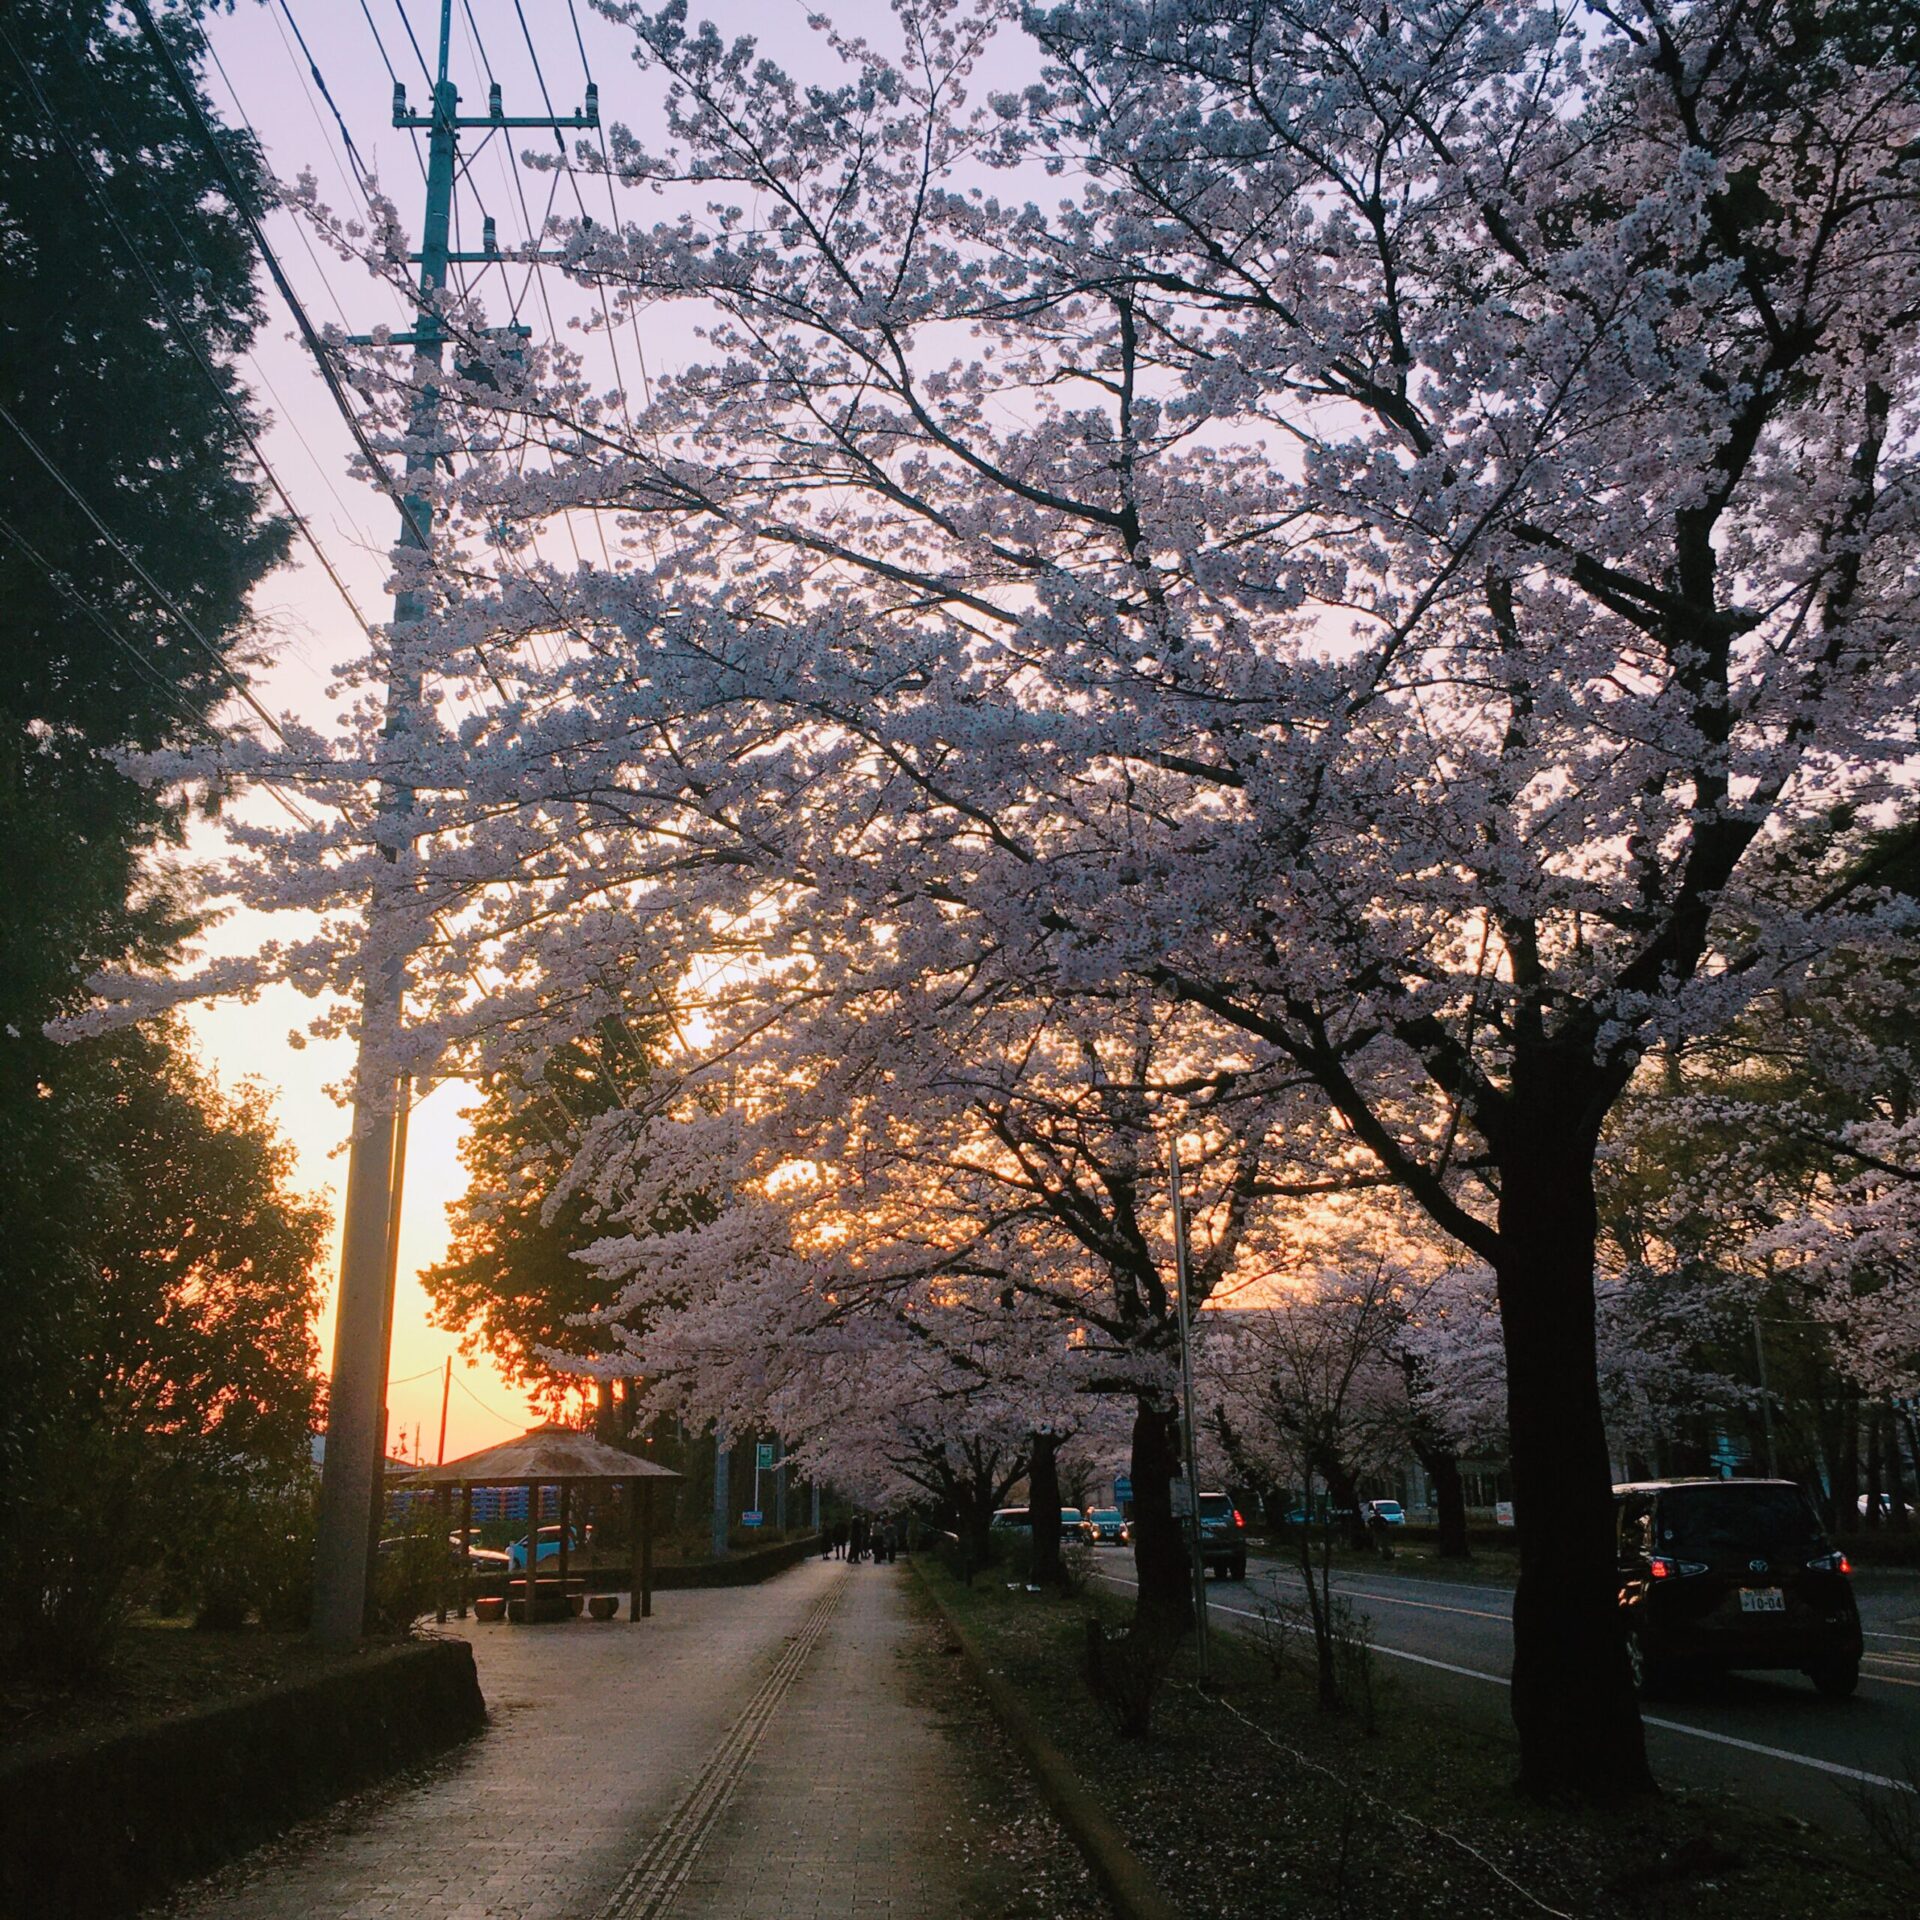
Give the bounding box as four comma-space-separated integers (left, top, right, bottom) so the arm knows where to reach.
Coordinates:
590, 1580, 844, 1920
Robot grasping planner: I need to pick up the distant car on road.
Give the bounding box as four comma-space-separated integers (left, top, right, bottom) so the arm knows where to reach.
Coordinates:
990, 1506, 1086, 1535
1363, 1500, 1407, 1528
1196, 1492, 1248, 1580
1083, 1507, 1126, 1544
1615, 1478, 1861, 1697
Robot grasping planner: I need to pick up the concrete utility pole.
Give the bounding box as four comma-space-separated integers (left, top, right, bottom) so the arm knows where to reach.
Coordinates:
311, 0, 598, 1647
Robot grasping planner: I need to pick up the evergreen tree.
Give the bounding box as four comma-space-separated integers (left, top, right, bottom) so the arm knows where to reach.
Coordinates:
0, 1, 287, 1488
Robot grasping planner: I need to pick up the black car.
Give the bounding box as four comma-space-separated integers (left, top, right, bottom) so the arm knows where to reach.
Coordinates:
1614, 1478, 1860, 1697
1195, 1491, 1248, 1580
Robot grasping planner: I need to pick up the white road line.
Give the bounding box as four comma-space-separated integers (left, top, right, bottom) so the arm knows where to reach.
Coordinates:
1249, 1558, 1518, 1602
1091, 1570, 1918, 1793
1864, 1629, 1920, 1643
1639, 1715, 1918, 1793
1254, 1569, 1509, 1625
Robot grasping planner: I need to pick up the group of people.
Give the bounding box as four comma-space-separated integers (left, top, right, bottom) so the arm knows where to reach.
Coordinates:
822, 1514, 899, 1563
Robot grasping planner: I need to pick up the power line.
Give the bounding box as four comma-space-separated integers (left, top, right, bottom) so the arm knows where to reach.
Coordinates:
390, 0, 435, 88
0, 398, 301, 749
452, 1366, 530, 1428
274, 0, 376, 203
4, 22, 380, 651
0, 508, 321, 830
356, 0, 400, 86
128, 1, 446, 570
567, 0, 655, 411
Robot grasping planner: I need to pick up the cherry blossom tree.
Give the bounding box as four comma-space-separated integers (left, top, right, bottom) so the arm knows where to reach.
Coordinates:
158, 0, 1920, 1796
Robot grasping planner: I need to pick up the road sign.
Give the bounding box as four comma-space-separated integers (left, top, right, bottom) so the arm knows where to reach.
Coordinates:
742, 1510, 763, 1527
1113, 1475, 1133, 1504
756, 1442, 775, 1469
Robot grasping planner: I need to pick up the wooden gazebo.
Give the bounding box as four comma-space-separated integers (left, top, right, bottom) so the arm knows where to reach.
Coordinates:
407, 1423, 681, 1622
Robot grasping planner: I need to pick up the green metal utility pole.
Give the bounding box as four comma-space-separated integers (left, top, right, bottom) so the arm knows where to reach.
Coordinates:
312, 0, 597, 1649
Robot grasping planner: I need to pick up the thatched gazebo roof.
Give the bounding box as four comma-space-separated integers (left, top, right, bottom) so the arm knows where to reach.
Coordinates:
406, 1421, 681, 1488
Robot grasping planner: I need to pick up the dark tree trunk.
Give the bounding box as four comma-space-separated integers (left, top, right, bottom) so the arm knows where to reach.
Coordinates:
1416, 1443, 1472, 1559
1129, 1398, 1193, 1633
955, 1478, 996, 1584
1495, 1123, 1653, 1799
1887, 1402, 1912, 1532
1866, 1412, 1885, 1531
1029, 1430, 1064, 1587
1317, 1454, 1371, 1549
1835, 1391, 1862, 1536
594, 1379, 617, 1443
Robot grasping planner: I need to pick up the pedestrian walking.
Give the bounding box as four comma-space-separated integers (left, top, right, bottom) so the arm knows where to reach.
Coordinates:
850, 1514, 869, 1563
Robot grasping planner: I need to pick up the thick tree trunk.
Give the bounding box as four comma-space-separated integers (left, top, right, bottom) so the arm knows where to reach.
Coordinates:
1866, 1412, 1885, 1531
1029, 1430, 1064, 1587
955, 1479, 995, 1584
1416, 1442, 1471, 1559
1129, 1398, 1193, 1633
1495, 1127, 1653, 1799
1317, 1454, 1371, 1550
1887, 1402, 1912, 1532
1836, 1391, 1862, 1536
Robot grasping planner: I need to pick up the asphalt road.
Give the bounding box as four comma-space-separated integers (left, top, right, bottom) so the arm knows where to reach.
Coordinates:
1091, 1548, 1920, 1824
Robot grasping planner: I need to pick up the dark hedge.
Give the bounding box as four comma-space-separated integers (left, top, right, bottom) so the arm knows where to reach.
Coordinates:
0, 1637, 484, 1918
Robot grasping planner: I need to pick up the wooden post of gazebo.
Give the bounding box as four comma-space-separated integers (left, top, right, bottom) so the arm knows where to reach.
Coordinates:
459, 1482, 474, 1619
558, 1481, 573, 1612
435, 1483, 451, 1624
524, 1480, 538, 1617
629, 1478, 657, 1620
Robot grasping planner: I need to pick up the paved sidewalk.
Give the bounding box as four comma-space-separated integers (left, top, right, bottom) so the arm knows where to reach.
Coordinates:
157, 1559, 1089, 1920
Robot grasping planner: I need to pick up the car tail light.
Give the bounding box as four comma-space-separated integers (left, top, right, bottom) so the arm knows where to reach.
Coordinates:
1807, 1549, 1852, 1575
1233, 1509, 1245, 1529
1648, 1555, 1707, 1579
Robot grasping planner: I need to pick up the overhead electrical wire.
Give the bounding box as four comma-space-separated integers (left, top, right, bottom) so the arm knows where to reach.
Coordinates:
509, 0, 640, 434
389, 0, 435, 90
566, 0, 655, 412
0, 398, 308, 750
273, 0, 376, 203
2, 20, 381, 651
355, 0, 400, 86
0, 508, 321, 830
129, 0, 447, 571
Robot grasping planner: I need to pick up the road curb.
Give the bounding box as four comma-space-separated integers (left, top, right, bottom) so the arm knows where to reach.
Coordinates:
912, 1561, 1186, 1920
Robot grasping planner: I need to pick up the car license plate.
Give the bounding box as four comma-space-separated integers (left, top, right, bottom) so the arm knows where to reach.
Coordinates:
1739, 1587, 1785, 1613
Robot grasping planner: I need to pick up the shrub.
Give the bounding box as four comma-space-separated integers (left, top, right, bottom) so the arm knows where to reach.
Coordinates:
1083, 1614, 1178, 1738
369, 1516, 447, 1635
